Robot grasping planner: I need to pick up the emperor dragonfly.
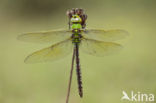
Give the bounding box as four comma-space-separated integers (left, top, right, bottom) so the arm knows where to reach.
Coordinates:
17, 8, 128, 103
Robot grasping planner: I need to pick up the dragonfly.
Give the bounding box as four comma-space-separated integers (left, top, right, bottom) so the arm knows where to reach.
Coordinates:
17, 8, 128, 103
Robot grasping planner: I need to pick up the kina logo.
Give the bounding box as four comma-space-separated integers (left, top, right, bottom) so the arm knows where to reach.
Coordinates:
121, 91, 155, 102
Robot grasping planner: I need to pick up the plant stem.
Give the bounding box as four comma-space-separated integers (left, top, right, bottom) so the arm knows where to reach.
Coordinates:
66, 48, 76, 103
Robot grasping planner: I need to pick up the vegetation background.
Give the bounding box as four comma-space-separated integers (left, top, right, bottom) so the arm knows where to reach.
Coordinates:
0, 0, 156, 103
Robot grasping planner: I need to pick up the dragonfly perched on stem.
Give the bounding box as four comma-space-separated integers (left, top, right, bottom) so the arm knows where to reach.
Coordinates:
17, 8, 128, 103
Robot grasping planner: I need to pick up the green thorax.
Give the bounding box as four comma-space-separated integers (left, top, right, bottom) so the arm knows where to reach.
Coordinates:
71, 23, 82, 29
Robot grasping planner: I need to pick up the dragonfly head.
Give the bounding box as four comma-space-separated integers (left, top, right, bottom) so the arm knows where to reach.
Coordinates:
71, 14, 82, 23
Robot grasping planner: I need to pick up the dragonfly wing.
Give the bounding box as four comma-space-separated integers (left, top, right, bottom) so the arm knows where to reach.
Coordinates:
25, 39, 73, 63
80, 38, 122, 56
82, 29, 128, 42
17, 29, 72, 44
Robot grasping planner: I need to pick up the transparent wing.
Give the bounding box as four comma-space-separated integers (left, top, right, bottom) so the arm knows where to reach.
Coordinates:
80, 38, 122, 56
81, 29, 128, 42
17, 29, 72, 44
24, 39, 73, 63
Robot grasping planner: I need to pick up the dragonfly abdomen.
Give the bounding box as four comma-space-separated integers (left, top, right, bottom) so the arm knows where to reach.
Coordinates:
75, 43, 83, 97
72, 29, 82, 44
72, 37, 81, 43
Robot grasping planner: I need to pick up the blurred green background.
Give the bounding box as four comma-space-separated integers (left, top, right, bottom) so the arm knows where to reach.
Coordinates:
0, 0, 156, 103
